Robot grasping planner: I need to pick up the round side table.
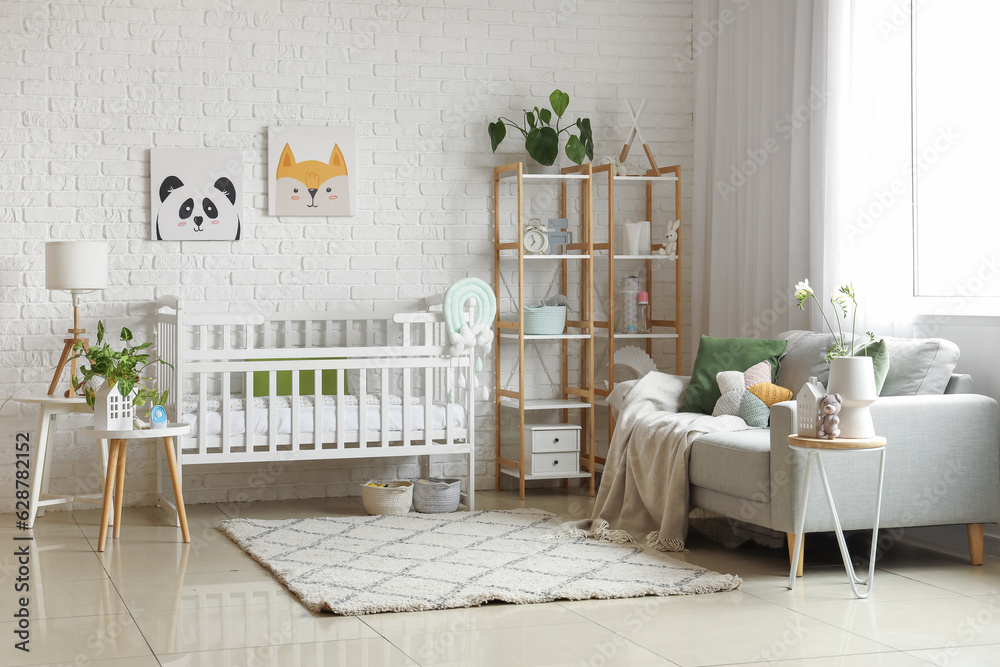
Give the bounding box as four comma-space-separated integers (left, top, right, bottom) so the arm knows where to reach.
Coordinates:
80, 423, 192, 552
786, 434, 887, 599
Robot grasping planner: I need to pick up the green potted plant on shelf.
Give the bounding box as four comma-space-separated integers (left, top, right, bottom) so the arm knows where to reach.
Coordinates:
70, 321, 171, 429
488, 89, 594, 167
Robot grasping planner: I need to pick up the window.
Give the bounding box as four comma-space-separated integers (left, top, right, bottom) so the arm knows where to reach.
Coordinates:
913, 0, 1000, 299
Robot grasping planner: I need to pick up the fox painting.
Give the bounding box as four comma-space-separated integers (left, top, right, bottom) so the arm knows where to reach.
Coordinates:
274, 143, 351, 216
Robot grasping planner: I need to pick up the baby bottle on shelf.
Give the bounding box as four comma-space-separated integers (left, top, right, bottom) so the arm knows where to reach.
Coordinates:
620, 275, 640, 333
637, 291, 651, 334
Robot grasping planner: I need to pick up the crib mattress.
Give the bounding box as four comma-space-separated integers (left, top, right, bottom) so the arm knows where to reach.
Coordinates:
179, 393, 467, 437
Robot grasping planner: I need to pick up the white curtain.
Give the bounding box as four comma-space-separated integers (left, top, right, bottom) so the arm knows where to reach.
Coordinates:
691, 0, 914, 347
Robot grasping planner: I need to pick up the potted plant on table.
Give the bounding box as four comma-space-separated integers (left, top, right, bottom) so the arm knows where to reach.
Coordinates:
488, 89, 594, 168
70, 321, 171, 431
794, 279, 880, 438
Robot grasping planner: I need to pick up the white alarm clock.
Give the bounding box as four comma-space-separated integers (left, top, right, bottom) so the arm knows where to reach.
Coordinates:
523, 226, 550, 254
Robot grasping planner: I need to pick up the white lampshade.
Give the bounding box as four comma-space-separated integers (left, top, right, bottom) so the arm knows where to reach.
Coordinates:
45, 241, 109, 291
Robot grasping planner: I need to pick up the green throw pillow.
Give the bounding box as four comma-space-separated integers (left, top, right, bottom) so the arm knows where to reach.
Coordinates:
252, 359, 348, 398
680, 335, 788, 414
857, 339, 890, 395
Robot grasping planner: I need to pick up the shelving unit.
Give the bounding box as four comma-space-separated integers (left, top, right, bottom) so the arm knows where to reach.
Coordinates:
593, 162, 683, 458
493, 162, 597, 499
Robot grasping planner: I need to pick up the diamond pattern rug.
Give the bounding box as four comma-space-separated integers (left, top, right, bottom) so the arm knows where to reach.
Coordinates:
219, 508, 742, 615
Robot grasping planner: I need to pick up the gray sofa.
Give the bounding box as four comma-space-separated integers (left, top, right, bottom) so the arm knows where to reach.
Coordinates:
688, 331, 1000, 573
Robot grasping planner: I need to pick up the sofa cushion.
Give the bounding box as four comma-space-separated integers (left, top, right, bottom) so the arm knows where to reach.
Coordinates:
775, 330, 840, 393
858, 338, 890, 394
681, 335, 787, 414
879, 336, 960, 396
689, 429, 772, 501
712, 361, 771, 417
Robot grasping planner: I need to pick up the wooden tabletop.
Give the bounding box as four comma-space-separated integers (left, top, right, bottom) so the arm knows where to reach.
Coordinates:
787, 434, 886, 450
80, 423, 191, 440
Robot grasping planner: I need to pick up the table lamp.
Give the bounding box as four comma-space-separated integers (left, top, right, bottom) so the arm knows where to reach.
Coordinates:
45, 240, 108, 397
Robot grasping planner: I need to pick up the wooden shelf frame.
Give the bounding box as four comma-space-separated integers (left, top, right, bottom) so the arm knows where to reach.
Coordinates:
593, 161, 683, 464
493, 162, 597, 500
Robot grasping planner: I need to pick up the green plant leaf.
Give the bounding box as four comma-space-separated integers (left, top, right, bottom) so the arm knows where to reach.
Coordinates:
525, 111, 536, 129
97, 321, 104, 344
488, 120, 506, 153
577, 118, 594, 159
565, 135, 586, 165
538, 108, 552, 126
525, 126, 559, 166
121, 327, 133, 342
550, 89, 569, 118
117, 378, 134, 397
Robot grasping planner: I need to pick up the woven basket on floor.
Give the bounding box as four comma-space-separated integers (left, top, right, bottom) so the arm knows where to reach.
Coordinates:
412, 478, 462, 513
360, 480, 413, 515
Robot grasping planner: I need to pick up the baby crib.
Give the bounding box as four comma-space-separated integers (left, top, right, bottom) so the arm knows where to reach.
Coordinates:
153, 296, 476, 517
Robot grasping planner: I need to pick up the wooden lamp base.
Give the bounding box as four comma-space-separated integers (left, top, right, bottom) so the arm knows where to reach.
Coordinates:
47, 301, 89, 398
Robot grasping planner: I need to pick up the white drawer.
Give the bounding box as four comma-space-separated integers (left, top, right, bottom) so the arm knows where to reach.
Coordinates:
524, 424, 581, 454
527, 451, 579, 477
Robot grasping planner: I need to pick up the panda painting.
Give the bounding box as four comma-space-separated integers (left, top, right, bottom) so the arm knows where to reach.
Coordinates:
150, 149, 243, 241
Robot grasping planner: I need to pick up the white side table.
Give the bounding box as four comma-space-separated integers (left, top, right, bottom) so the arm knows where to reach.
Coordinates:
80, 423, 192, 552
14, 395, 111, 528
787, 434, 887, 599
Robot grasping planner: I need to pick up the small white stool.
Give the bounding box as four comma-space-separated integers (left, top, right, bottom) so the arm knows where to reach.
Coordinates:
80, 423, 192, 552
14, 395, 110, 528
786, 434, 887, 599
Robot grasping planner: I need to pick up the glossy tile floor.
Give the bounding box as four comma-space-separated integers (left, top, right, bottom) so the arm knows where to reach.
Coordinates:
1, 488, 998, 666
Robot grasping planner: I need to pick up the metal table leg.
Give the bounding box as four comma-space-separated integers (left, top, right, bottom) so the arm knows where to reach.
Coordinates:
787, 448, 887, 598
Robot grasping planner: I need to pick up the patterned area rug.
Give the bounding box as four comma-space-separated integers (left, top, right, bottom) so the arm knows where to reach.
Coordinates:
219, 509, 741, 615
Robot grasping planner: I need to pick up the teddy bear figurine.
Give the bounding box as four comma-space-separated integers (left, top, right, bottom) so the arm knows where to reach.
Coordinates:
817, 393, 843, 439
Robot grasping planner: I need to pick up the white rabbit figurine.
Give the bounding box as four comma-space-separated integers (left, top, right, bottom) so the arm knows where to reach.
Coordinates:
657, 219, 680, 260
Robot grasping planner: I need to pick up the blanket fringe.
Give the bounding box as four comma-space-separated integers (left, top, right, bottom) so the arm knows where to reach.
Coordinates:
552, 520, 637, 545
645, 531, 687, 552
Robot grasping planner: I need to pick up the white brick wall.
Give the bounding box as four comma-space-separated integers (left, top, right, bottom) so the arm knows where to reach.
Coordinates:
0, 0, 693, 513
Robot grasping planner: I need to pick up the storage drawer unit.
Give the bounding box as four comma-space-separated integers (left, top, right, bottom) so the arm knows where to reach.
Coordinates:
523, 424, 581, 477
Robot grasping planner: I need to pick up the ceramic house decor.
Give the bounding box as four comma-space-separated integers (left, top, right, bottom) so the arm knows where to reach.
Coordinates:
94, 381, 135, 431
796, 376, 825, 437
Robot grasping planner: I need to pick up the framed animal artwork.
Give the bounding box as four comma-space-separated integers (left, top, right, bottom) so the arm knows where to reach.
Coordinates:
150, 148, 243, 241
267, 125, 355, 217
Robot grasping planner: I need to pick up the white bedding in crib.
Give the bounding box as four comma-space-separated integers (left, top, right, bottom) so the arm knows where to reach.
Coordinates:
179, 393, 467, 437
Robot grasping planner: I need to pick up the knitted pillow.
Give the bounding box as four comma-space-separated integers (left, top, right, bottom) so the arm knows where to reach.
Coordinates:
713, 360, 793, 427
713, 361, 771, 416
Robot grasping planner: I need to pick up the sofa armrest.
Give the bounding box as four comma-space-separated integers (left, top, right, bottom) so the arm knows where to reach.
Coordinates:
945, 373, 973, 394
770, 394, 1000, 532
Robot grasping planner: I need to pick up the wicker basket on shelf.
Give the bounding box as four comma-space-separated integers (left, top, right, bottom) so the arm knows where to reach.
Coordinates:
412, 478, 462, 513
523, 305, 567, 335
360, 480, 413, 516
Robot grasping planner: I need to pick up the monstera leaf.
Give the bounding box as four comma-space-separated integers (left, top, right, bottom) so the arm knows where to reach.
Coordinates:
488, 121, 506, 152
525, 127, 559, 166
549, 89, 569, 118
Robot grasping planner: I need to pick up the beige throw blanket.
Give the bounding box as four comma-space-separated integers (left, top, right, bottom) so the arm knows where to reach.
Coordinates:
571, 372, 749, 551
